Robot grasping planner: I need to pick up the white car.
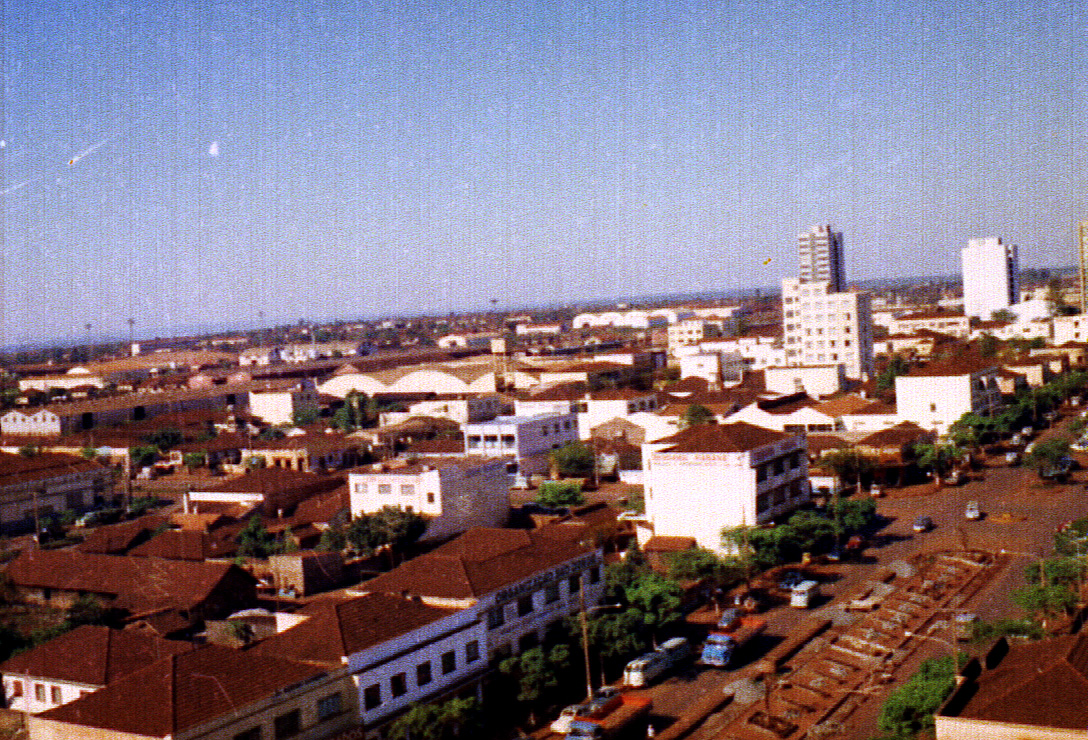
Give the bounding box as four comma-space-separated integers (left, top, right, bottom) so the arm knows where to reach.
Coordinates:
1072, 437, 1088, 452
965, 501, 981, 520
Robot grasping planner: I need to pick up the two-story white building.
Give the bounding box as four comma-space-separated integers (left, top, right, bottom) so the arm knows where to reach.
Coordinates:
357, 527, 605, 661
895, 354, 1003, 435
252, 593, 487, 738
513, 388, 660, 440
347, 456, 511, 541
641, 423, 809, 554
462, 412, 578, 475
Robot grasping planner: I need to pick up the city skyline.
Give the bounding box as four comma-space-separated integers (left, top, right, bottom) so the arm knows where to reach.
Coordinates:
3, 0, 1086, 344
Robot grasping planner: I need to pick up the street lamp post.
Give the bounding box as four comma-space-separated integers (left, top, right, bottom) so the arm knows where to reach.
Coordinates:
578, 573, 621, 700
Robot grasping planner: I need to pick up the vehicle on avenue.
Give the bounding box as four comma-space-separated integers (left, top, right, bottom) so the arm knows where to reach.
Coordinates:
965, 501, 981, 520
913, 515, 933, 533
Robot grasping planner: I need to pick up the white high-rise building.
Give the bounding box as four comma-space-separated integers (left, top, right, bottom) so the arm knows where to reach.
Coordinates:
782, 278, 873, 380
962, 237, 1019, 320
798, 224, 846, 293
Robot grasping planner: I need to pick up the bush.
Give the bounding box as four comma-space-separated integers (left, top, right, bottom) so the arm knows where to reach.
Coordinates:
535, 481, 585, 507
550, 442, 595, 478
877, 655, 960, 738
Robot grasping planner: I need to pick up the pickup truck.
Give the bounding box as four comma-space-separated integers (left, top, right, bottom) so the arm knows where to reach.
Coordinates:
564, 694, 652, 739
700, 615, 766, 667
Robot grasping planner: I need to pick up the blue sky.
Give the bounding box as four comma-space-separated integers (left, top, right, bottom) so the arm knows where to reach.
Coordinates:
3, 0, 1085, 343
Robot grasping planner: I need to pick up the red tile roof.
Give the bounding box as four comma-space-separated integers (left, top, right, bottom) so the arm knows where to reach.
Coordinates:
651, 422, 792, 453
37, 645, 326, 737
947, 633, 1088, 729
0, 452, 107, 488
251, 593, 459, 665
358, 527, 596, 601
128, 529, 237, 561
0, 625, 192, 686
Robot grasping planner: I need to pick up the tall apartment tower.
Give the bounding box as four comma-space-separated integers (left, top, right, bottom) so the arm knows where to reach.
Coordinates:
798, 224, 846, 293
1078, 221, 1088, 314
961, 237, 1019, 320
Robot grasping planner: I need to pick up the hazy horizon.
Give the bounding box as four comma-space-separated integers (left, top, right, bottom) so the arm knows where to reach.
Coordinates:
4, 0, 1086, 344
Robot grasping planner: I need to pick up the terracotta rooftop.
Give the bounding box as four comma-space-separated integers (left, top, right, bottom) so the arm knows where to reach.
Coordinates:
806, 434, 849, 454
251, 593, 460, 666
77, 515, 172, 555
857, 422, 933, 448
643, 536, 697, 552
651, 422, 792, 453
358, 527, 596, 601
907, 351, 998, 378
6, 550, 256, 616
0, 452, 107, 488
944, 633, 1088, 729
0, 625, 192, 686
195, 468, 338, 494
754, 392, 817, 414
37, 645, 325, 737
128, 529, 237, 561
403, 437, 467, 455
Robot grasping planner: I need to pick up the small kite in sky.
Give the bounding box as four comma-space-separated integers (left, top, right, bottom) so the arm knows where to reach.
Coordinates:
68, 139, 109, 166
763, 257, 773, 265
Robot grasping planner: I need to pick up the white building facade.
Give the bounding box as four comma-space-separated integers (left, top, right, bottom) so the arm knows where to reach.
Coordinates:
462, 413, 578, 475
347, 457, 510, 541
798, 224, 845, 292
962, 237, 1019, 320
782, 278, 874, 380
641, 423, 809, 554
895, 362, 1003, 435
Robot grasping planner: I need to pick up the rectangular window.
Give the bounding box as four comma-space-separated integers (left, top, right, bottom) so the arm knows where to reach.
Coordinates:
441, 650, 457, 675
756, 465, 768, 483
10, 681, 21, 698
517, 594, 534, 616
317, 692, 343, 720
467, 435, 481, 448
354, 483, 366, 494
416, 661, 432, 686
773, 458, 784, 475
426, 492, 435, 503
234, 729, 262, 740
274, 709, 301, 739
589, 566, 601, 584
363, 684, 382, 711
487, 605, 505, 628
390, 673, 408, 698
568, 574, 580, 594
400, 484, 415, 496
544, 582, 560, 603
34, 684, 45, 702
501, 434, 516, 447
466, 640, 480, 663
50, 686, 61, 704
378, 484, 392, 495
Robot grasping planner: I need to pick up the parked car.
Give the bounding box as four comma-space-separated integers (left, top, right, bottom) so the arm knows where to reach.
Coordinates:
868, 485, 883, 498
964, 501, 981, 520
1072, 437, 1088, 452
776, 572, 805, 592
953, 612, 978, 641
1004, 450, 1020, 465
942, 469, 966, 486
913, 515, 933, 533
1011, 433, 1024, 446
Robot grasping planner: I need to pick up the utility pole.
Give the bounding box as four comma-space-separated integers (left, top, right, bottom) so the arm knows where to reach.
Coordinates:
579, 573, 592, 701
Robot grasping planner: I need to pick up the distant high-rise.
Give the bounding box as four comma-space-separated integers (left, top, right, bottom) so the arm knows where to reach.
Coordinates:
798, 224, 845, 293
1078, 221, 1088, 314
961, 237, 1019, 320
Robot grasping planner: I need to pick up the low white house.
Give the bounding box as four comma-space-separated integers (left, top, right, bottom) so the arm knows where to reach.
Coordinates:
252, 593, 487, 736
348, 456, 510, 541
641, 423, 809, 554
895, 354, 1003, 435
248, 379, 319, 426
513, 389, 659, 440
763, 365, 845, 398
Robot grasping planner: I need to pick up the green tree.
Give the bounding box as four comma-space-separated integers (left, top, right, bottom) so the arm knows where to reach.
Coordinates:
388, 697, 485, 740
17, 444, 40, 458
67, 594, 109, 627
318, 524, 347, 551
1024, 436, 1071, 478
291, 408, 319, 427
80, 446, 98, 460
665, 548, 743, 586
876, 355, 910, 391
1012, 583, 1077, 624
877, 655, 960, 738
236, 515, 275, 558
371, 506, 428, 564
991, 308, 1016, 322
828, 496, 878, 534
549, 441, 595, 478
499, 645, 572, 723
819, 449, 875, 487
680, 403, 715, 428
535, 481, 585, 508
143, 428, 182, 452
913, 442, 962, 479
129, 445, 158, 468
182, 451, 207, 471
624, 572, 683, 646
